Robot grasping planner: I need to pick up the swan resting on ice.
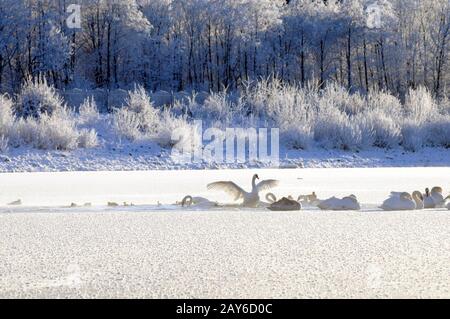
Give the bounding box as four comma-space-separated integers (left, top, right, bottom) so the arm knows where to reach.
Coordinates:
380, 191, 423, 211
445, 195, 450, 210
430, 186, 445, 207
181, 195, 218, 208
423, 188, 436, 208
317, 195, 361, 211
265, 193, 301, 211
207, 174, 279, 208
297, 192, 319, 206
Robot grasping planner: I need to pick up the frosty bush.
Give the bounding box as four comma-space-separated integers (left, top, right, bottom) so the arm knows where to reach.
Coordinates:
78, 96, 99, 126
123, 86, 159, 134
17, 108, 80, 150
77, 129, 99, 148
158, 110, 201, 152
7, 106, 98, 151
357, 111, 401, 149
16, 76, 64, 118
113, 86, 197, 150
0, 135, 8, 153
405, 87, 437, 123
424, 116, 450, 148
367, 91, 402, 115
113, 107, 143, 141
320, 84, 366, 116
113, 86, 160, 141
0, 94, 14, 138
401, 120, 425, 151
313, 107, 362, 150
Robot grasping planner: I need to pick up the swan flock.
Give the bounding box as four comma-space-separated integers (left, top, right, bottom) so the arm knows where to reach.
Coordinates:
183, 174, 448, 212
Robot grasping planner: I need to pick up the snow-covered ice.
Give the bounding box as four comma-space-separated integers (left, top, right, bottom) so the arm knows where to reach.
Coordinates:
1, 168, 449, 298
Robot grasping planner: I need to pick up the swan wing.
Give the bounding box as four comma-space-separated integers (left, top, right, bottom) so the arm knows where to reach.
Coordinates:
207, 181, 245, 201
390, 191, 403, 197
256, 179, 279, 192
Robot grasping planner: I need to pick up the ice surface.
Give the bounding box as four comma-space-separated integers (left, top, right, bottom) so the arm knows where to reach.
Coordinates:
0, 168, 449, 298
1, 167, 449, 207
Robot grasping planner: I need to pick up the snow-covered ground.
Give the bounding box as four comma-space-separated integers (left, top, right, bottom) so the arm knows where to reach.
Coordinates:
1, 168, 449, 298
1, 145, 449, 172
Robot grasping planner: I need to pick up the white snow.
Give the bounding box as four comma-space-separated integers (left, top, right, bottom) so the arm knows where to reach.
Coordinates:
0, 168, 449, 298
1, 146, 449, 172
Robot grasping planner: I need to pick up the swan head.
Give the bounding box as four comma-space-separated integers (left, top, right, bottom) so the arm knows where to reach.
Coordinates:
425, 188, 430, 196
254, 174, 260, 180
431, 186, 443, 194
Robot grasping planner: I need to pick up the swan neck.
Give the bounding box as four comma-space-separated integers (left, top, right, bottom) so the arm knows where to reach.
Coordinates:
252, 175, 257, 189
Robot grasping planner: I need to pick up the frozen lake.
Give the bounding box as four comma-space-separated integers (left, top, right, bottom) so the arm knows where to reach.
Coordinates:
1, 167, 450, 208
1, 168, 449, 298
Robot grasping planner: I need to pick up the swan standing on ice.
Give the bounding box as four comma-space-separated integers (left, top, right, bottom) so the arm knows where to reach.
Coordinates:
181, 195, 218, 208
380, 191, 423, 211
207, 174, 279, 208
317, 195, 361, 211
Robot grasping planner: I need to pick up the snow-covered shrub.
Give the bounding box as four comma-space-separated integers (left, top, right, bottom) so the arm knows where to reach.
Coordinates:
320, 84, 366, 115
313, 107, 362, 150
8, 107, 97, 151
113, 107, 143, 141
0, 135, 8, 153
404, 87, 438, 123
356, 111, 401, 149
158, 110, 201, 152
0, 94, 14, 137
196, 92, 234, 122
77, 129, 99, 148
16, 76, 64, 118
24, 108, 80, 150
114, 86, 160, 140
367, 91, 402, 115
281, 125, 313, 150
423, 116, 450, 148
401, 119, 425, 151
78, 96, 99, 126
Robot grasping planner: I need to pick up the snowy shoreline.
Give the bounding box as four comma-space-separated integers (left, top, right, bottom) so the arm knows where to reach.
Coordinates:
1, 146, 449, 173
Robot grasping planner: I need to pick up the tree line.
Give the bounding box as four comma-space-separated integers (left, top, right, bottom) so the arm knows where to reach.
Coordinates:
0, 0, 448, 98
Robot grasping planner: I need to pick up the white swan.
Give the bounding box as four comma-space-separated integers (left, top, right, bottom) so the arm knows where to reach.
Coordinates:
412, 191, 424, 209
445, 195, 450, 210
297, 192, 319, 206
181, 195, 218, 208
318, 195, 360, 211
207, 174, 279, 208
430, 186, 445, 207
423, 188, 436, 208
380, 191, 423, 211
